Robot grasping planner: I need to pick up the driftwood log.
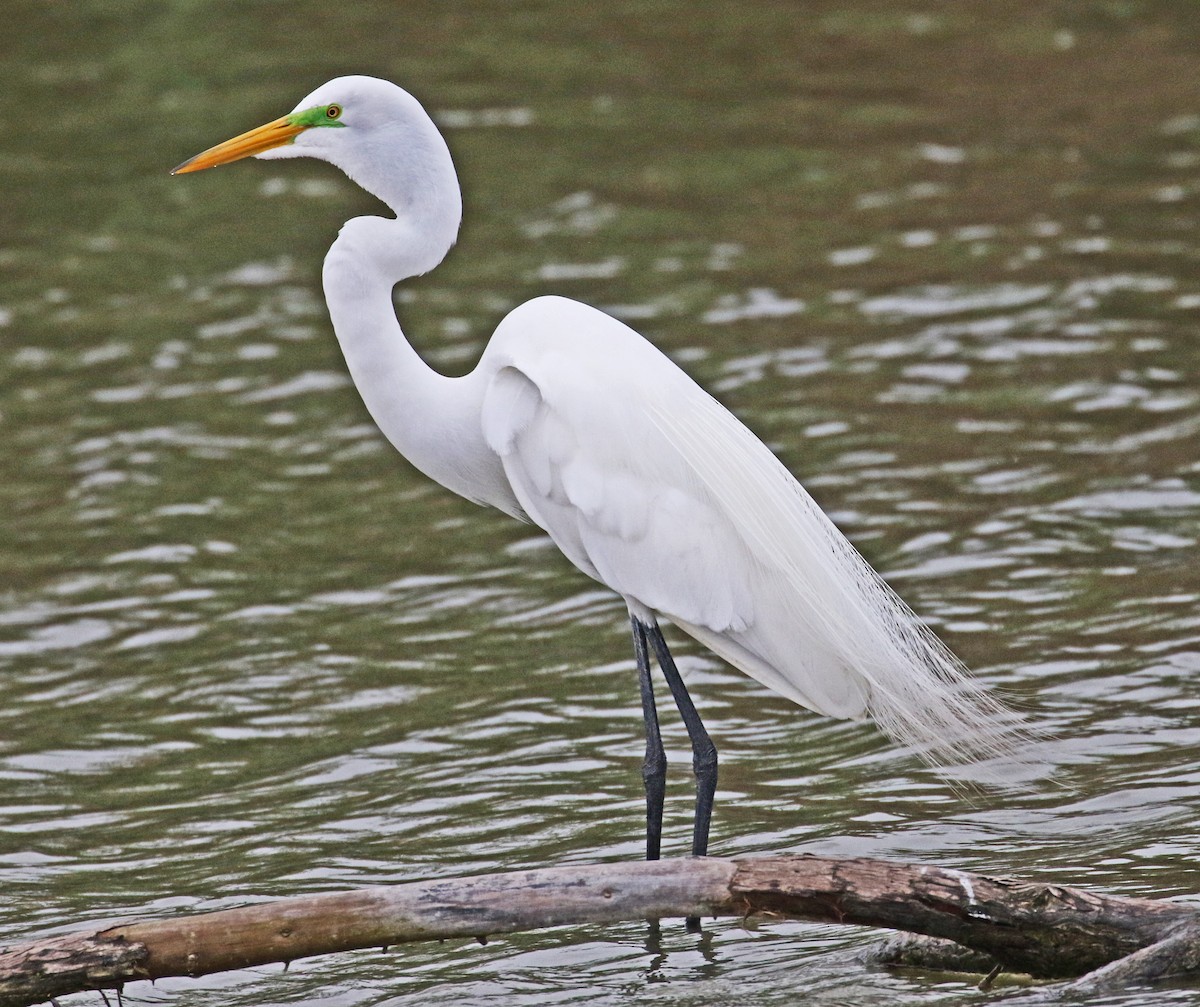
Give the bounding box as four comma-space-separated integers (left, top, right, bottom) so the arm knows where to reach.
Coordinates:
2, 854, 1197, 1006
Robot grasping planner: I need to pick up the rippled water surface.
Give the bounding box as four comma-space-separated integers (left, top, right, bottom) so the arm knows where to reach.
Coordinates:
4, 3, 1200, 1005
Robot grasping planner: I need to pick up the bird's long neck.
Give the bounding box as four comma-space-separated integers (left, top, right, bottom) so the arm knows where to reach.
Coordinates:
321, 208, 513, 513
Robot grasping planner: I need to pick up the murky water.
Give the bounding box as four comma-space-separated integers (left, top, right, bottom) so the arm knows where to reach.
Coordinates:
3, 2, 1200, 1004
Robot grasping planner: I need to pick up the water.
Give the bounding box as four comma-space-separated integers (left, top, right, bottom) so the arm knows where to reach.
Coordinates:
3, 2, 1200, 1004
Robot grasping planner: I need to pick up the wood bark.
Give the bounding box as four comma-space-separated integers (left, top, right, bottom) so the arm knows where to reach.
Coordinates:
1, 854, 1196, 1006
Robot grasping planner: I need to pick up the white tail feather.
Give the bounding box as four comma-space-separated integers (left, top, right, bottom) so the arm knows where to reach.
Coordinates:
648, 388, 1026, 769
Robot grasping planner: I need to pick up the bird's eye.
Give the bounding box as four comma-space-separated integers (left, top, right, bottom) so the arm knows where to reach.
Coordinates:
326, 104, 342, 120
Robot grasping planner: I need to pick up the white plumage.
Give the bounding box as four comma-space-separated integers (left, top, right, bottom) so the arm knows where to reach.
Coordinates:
174, 75, 1022, 858
480, 294, 1008, 757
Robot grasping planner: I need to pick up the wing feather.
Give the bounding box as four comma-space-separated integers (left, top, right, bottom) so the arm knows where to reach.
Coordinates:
646, 386, 1019, 762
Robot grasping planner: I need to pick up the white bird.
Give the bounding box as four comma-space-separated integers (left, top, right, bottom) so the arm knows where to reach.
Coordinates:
174, 75, 1020, 865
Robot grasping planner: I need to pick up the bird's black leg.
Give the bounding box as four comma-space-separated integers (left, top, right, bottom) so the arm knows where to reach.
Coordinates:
631, 616, 667, 861
645, 622, 718, 859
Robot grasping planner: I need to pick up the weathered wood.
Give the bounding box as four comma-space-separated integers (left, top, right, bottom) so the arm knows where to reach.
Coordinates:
0, 933, 149, 1007
867, 933, 1002, 976
728, 856, 1197, 977
1, 855, 1196, 1007
1066, 920, 1200, 993
0, 859, 736, 1006
111, 858, 737, 979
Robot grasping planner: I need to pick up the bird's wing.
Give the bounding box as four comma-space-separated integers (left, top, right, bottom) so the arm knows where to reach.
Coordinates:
481, 297, 1015, 760
482, 353, 755, 631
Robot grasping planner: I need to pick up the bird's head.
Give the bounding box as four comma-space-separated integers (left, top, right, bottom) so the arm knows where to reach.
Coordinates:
172, 75, 462, 229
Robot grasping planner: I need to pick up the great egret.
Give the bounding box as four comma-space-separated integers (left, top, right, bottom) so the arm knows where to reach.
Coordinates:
174, 76, 1019, 865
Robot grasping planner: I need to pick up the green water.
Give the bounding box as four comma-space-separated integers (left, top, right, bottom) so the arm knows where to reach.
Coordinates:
3, 2, 1200, 1004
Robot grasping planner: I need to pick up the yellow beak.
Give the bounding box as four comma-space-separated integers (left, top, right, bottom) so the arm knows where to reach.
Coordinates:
171, 114, 306, 175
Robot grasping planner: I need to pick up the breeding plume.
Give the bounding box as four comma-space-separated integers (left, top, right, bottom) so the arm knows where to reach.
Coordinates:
174, 76, 1019, 864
